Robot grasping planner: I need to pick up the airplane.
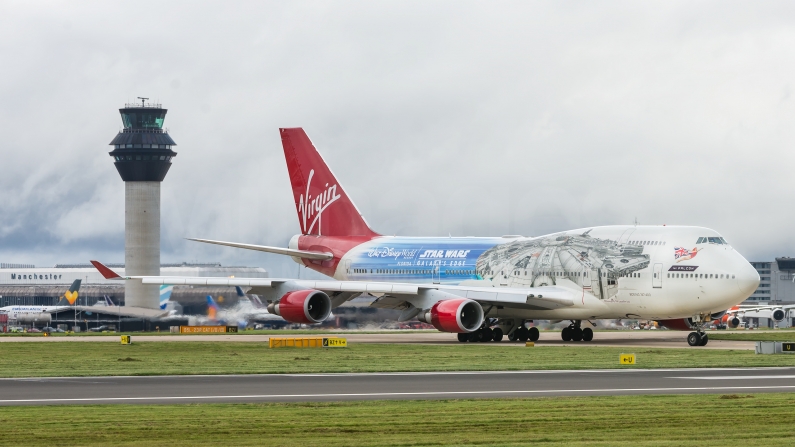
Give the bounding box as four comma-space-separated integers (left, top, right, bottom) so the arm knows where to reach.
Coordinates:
708, 303, 795, 329
0, 279, 82, 323
90, 127, 761, 347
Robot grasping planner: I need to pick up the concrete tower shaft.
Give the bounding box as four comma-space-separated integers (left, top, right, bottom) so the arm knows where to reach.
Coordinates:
108, 100, 177, 310
124, 182, 161, 308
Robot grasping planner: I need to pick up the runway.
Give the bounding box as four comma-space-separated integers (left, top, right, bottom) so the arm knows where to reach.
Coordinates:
0, 330, 758, 350
1, 367, 793, 405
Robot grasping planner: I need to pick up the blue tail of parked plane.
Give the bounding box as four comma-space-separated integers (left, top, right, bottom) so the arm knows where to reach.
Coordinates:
206, 295, 220, 320
159, 285, 174, 310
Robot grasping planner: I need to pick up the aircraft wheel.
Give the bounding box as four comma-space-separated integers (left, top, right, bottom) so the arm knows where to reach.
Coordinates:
457, 333, 469, 343
582, 327, 593, 342
492, 327, 504, 342
508, 331, 518, 342
481, 327, 494, 342
528, 327, 540, 342
571, 326, 583, 342
687, 332, 701, 347
699, 333, 709, 346
518, 327, 529, 342
561, 326, 572, 342
468, 331, 480, 342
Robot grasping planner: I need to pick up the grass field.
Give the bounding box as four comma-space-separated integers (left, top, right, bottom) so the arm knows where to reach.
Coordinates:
709, 331, 795, 341
1, 394, 793, 446
2, 342, 795, 377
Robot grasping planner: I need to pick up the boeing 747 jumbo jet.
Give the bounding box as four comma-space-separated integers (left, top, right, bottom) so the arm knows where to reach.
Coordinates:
92, 128, 760, 347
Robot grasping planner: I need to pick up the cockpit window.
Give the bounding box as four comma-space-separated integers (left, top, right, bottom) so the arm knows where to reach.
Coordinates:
699, 236, 728, 245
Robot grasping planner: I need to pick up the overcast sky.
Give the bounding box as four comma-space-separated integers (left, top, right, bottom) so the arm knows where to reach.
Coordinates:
1, 1, 794, 277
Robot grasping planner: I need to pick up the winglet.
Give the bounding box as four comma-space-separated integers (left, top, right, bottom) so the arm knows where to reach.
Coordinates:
90, 260, 122, 279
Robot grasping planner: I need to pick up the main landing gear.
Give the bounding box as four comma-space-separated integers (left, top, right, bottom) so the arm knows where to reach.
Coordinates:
457, 323, 504, 342
507, 326, 540, 342
456, 320, 540, 343
561, 321, 593, 342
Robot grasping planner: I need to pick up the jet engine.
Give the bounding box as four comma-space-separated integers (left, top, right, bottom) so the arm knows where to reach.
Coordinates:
267, 289, 331, 324
417, 298, 484, 333
772, 308, 786, 322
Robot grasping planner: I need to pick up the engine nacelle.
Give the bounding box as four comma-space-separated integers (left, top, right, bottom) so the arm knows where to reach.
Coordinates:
772, 308, 786, 322
267, 289, 331, 324
728, 316, 742, 328
417, 298, 484, 333
14, 312, 52, 324
657, 318, 694, 331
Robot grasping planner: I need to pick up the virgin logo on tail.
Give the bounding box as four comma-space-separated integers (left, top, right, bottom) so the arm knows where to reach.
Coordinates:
299, 169, 342, 235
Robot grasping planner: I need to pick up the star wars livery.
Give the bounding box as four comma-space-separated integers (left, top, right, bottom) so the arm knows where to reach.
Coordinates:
91, 128, 760, 347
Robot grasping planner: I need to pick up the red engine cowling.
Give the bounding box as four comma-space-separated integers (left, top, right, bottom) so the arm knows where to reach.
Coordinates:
267, 289, 331, 324
657, 319, 694, 331
418, 299, 484, 333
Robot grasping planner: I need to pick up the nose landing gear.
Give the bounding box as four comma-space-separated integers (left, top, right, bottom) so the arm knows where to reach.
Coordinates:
686, 314, 710, 347
687, 331, 709, 346
561, 321, 594, 342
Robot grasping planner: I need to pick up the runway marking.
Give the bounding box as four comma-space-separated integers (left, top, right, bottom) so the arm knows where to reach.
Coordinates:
1, 367, 794, 381
3, 385, 795, 404
671, 375, 795, 380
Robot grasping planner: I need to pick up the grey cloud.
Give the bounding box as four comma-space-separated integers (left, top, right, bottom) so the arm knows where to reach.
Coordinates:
1, 1, 794, 277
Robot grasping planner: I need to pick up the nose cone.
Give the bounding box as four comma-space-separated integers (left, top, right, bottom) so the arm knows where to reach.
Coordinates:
736, 261, 760, 298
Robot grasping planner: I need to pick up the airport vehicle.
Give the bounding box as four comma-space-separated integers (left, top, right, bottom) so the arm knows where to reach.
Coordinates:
91, 128, 760, 347
0, 280, 82, 324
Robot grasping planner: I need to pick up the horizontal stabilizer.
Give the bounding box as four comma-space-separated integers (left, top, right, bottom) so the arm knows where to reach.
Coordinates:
90, 261, 122, 279
186, 238, 333, 260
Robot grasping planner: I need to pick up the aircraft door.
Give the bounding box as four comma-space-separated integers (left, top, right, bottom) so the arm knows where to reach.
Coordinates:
432, 261, 441, 284
343, 260, 351, 277
653, 263, 663, 288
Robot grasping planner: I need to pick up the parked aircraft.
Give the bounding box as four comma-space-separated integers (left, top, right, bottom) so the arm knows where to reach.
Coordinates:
708, 303, 795, 329
91, 128, 760, 347
0, 280, 81, 323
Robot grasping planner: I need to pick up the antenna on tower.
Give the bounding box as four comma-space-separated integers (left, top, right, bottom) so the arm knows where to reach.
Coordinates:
137, 97, 149, 107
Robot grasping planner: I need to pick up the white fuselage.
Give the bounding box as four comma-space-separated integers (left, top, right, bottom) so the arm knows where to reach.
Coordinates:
0, 305, 66, 320
330, 225, 760, 321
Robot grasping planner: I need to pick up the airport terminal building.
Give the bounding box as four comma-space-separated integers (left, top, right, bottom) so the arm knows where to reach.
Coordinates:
747, 258, 795, 304
0, 263, 268, 314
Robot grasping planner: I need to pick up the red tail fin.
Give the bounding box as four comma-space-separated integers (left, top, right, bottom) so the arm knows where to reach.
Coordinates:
280, 128, 379, 237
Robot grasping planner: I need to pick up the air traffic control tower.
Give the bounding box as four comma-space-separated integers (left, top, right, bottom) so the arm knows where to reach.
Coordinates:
108, 98, 177, 309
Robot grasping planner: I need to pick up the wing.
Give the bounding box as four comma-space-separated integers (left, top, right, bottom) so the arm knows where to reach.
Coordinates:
90, 261, 576, 312
734, 304, 795, 314
186, 238, 333, 260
